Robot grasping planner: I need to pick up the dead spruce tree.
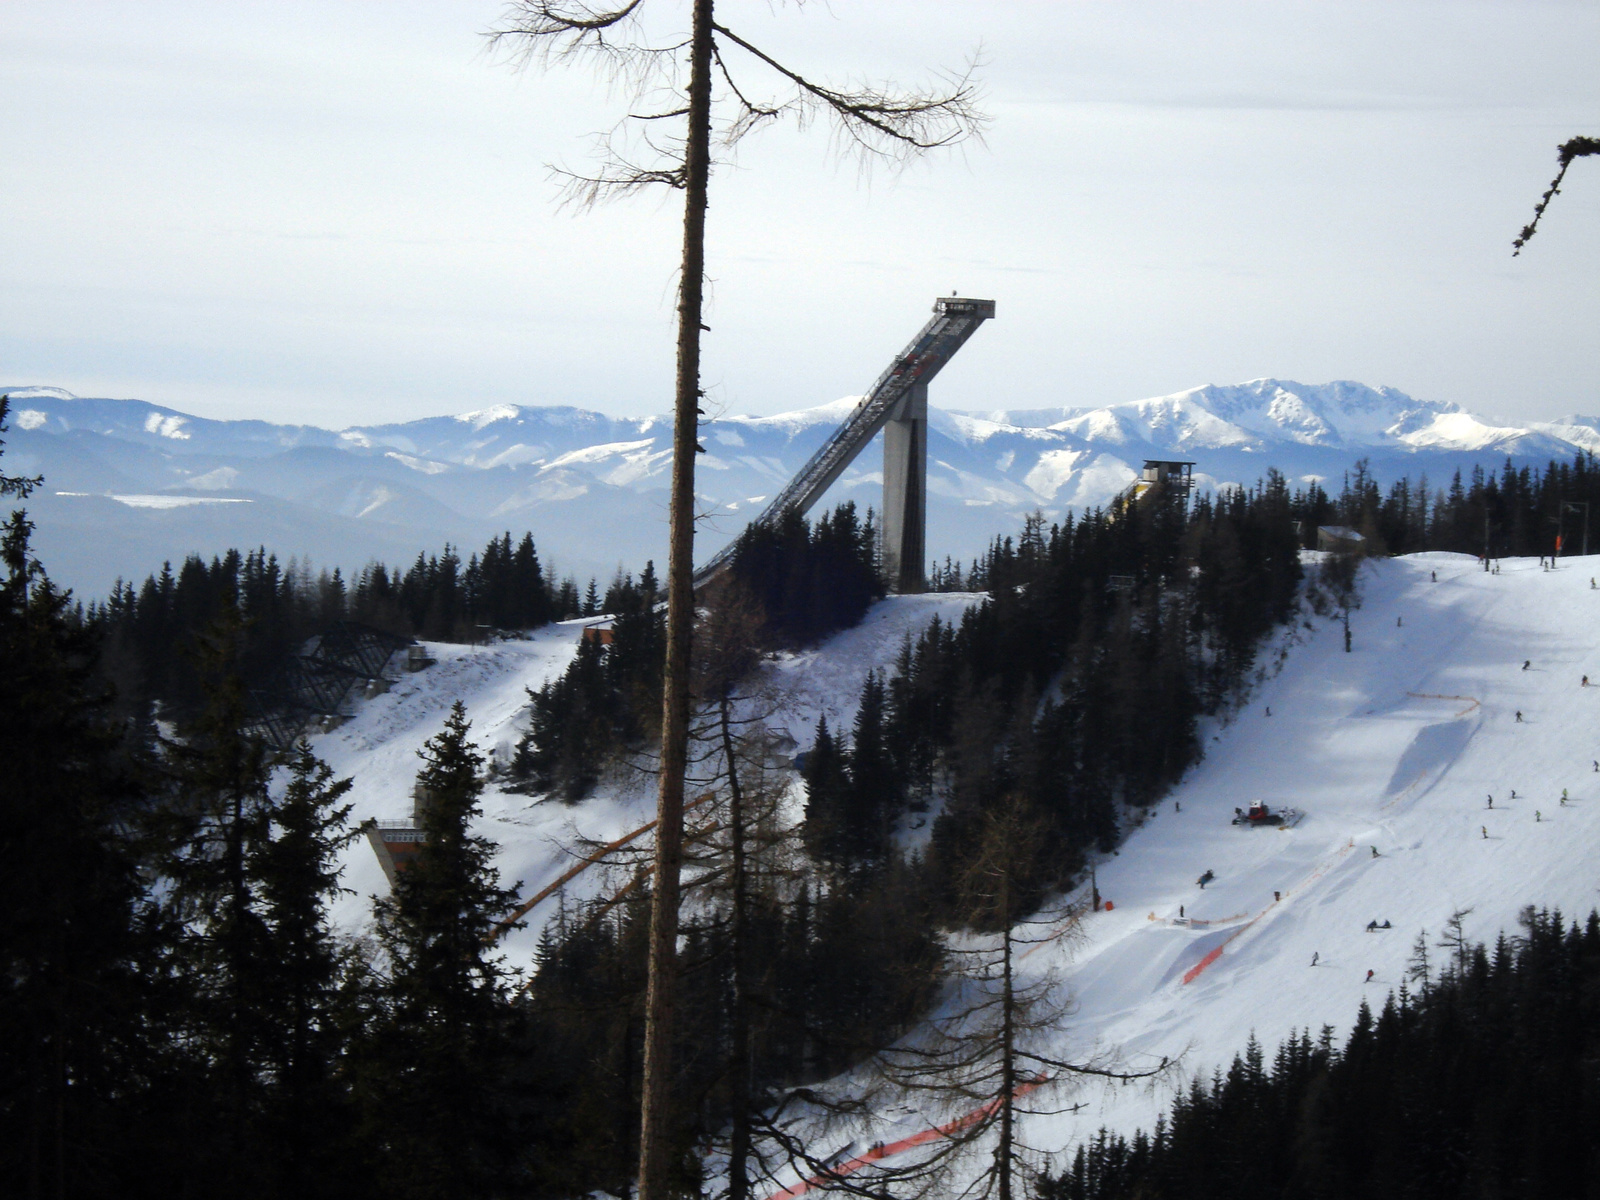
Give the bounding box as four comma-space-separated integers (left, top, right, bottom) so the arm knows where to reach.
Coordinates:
747, 797, 1167, 1200
487, 7, 983, 1195
876, 797, 1166, 1200
1513, 136, 1599, 254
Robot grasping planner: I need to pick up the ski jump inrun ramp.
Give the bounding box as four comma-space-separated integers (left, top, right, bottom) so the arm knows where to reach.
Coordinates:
693, 296, 995, 595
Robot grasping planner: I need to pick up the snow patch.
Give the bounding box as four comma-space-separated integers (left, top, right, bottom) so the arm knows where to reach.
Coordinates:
385, 451, 451, 475
143, 412, 191, 440
109, 494, 251, 509
455, 404, 523, 429
181, 466, 240, 490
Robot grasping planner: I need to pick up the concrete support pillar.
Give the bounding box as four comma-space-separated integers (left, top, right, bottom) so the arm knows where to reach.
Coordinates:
881, 382, 927, 594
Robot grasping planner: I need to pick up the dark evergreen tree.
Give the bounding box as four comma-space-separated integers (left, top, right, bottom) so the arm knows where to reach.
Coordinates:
357, 703, 526, 1199
154, 605, 278, 1193
800, 715, 851, 867
0, 397, 167, 1199
248, 743, 360, 1198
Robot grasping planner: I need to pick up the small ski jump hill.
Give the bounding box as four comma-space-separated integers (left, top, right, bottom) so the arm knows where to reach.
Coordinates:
306, 550, 1600, 1158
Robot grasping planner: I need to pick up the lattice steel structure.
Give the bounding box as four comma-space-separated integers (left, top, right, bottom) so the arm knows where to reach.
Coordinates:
694, 296, 995, 594
244, 621, 413, 751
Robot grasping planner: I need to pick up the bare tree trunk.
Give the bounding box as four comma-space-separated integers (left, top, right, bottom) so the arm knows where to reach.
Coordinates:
637, 1, 714, 1195
997, 868, 1015, 1200
720, 689, 752, 1199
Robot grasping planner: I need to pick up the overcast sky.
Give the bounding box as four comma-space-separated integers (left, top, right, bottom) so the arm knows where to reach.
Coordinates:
3, 1, 1597, 428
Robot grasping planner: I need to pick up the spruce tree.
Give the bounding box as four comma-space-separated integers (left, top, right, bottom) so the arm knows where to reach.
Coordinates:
0, 398, 162, 1198
248, 742, 360, 1198
360, 702, 524, 1198
155, 604, 277, 1192
800, 715, 851, 867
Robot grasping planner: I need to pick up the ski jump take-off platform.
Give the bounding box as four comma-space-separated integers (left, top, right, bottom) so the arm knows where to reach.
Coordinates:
694, 296, 996, 595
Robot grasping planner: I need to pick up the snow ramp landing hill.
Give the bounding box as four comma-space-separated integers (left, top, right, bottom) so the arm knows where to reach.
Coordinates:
1031, 551, 1600, 1148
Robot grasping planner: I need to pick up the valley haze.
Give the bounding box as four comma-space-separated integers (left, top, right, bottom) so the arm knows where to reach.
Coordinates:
7, 378, 1600, 600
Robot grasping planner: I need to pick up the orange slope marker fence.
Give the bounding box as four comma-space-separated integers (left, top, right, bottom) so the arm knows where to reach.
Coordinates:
1405, 691, 1481, 719
1181, 838, 1358, 986
761, 1075, 1049, 1200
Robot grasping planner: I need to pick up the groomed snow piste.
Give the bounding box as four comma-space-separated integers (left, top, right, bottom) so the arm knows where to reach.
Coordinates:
1024, 550, 1600, 1157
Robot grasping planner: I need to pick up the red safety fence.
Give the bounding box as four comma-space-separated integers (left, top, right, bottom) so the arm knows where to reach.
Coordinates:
761, 1075, 1048, 1200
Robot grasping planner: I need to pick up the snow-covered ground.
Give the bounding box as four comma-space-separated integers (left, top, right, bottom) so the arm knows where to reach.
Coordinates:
305, 553, 1600, 1178
1026, 550, 1600, 1156
310, 620, 598, 961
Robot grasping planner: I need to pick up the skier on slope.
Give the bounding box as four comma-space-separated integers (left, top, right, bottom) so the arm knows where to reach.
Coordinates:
1198, 869, 1215, 889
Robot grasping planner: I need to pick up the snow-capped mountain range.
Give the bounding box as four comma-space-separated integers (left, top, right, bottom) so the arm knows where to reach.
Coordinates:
6, 379, 1598, 598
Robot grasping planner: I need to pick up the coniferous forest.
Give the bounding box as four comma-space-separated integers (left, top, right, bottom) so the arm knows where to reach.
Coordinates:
10, 369, 1600, 1200
83, 530, 567, 725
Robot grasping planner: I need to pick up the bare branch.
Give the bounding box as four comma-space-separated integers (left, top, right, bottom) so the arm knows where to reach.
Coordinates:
712, 22, 987, 159
1513, 135, 1600, 255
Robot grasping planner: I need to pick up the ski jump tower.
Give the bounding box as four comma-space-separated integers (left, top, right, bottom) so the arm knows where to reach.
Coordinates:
694, 296, 996, 594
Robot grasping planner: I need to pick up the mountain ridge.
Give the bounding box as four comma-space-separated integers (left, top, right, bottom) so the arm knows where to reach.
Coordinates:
6, 379, 1596, 598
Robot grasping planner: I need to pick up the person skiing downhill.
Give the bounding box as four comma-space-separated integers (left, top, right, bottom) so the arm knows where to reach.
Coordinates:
1365, 969, 1374, 983
1311, 952, 1319, 967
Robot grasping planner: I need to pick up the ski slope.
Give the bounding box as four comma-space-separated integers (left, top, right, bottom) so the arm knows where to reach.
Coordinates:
1017, 550, 1600, 1158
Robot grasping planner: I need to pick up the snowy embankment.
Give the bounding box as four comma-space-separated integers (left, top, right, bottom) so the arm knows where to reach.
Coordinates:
308, 594, 983, 966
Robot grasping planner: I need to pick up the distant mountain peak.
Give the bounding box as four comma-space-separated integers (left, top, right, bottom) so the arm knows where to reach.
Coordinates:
454, 403, 524, 428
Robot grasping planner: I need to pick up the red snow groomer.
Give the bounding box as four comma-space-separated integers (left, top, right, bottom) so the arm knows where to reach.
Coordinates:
1232, 801, 1304, 829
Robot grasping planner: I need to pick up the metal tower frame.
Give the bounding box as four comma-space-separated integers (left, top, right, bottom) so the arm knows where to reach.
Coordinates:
694, 295, 995, 593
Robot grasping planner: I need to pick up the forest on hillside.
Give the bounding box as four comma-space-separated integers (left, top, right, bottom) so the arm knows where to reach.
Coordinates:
84, 531, 604, 725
